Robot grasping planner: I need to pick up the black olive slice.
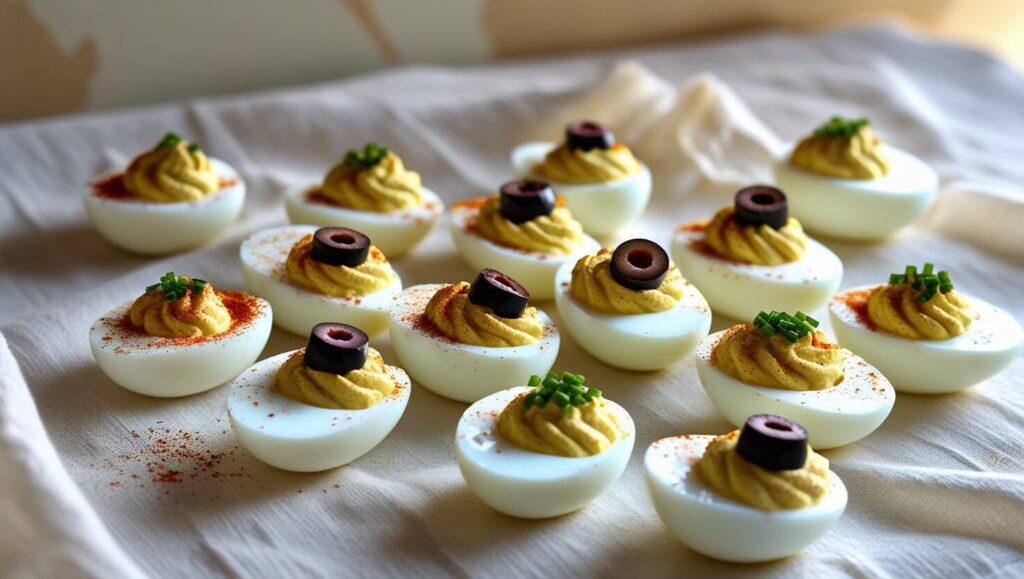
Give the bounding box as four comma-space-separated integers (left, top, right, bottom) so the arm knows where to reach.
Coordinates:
467, 269, 530, 319
609, 239, 670, 291
303, 323, 369, 376
735, 414, 809, 471
734, 185, 788, 230
565, 120, 615, 151
499, 179, 556, 224
310, 227, 371, 267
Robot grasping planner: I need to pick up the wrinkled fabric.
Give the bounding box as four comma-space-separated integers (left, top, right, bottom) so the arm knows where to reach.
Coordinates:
1, 24, 1023, 579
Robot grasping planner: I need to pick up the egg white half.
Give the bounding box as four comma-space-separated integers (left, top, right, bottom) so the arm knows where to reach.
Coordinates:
773, 145, 938, 241
830, 286, 1024, 394
89, 293, 272, 397
644, 434, 847, 563
388, 284, 560, 403
228, 350, 410, 472
84, 158, 245, 255
671, 224, 843, 322
552, 259, 712, 371
283, 185, 443, 258
455, 386, 635, 519
449, 202, 600, 300
239, 225, 401, 337
510, 142, 651, 238
695, 330, 894, 449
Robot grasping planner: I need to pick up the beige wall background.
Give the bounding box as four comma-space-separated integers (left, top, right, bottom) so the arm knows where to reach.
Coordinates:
2, 0, 1023, 122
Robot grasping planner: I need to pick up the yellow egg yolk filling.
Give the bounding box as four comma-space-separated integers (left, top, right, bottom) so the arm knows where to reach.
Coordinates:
570, 249, 683, 314
789, 124, 890, 180
474, 196, 584, 255
866, 283, 972, 340
497, 391, 624, 457
712, 325, 844, 391
321, 151, 422, 212
276, 348, 394, 410
534, 142, 641, 184
285, 234, 396, 298
696, 430, 830, 511
424, 282, 543, 347
705, 206, 807, 265
124, 140, 219, 203
129, 282, 232, 338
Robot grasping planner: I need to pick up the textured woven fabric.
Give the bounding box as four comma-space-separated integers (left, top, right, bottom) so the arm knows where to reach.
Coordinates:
1, 24, 1022, 579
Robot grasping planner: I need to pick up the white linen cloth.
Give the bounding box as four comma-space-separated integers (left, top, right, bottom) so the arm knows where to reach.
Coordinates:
1, 24, 1023, 578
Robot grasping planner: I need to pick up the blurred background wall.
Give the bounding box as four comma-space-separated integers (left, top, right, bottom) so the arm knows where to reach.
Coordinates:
2, 0, 1022, 122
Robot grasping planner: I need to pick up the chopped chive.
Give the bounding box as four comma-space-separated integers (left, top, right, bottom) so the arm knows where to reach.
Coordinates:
923, 263, 934, 275
187, 142, 200, 153
888, 263, 955, 303
751, 310, 819, 342
812, 116, 870, 139
342, 142, 389, 170
522, 371, 604, 410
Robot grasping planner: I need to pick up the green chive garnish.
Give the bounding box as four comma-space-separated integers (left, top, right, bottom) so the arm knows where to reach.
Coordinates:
887, 263, 954, 304
145, 272, 207, 303
812, 116, 870, 139
752, 310, 820, 343
157, 132, 183, 149
187, 142, 200, 153
342, 142, 389, 170
523, 371, 603, 410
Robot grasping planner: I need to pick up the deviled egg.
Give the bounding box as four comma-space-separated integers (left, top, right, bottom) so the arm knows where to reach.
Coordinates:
554, 239, 711, 371
240, 225, 401, 337
645, 415, 847, 563
89, 272, 272, 397
84, 132, 245, 255
229, 323, 410, 472
456, 371, 634, 518
511, 121, 651, 237
696, 311, 894, 449
671, 185, 842, 321
450, 179, 600, 300
388, 269, 559, 402
284, 142, 443, 257
830, 264, 1024, 394
773, 116, 938, 241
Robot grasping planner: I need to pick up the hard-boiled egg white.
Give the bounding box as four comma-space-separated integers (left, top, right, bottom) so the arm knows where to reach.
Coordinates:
553, 260, 712, 371
510, 142, 651, 237
773, 145, 938, 241
228, 350, 410, 472
695, 330, 894, 449
830, 286, 1024, 394
388, 284, 559, 403
240, 225, 401, 337
89, 292, 272, 397
671, 223, 843, 322
283, 185, 443, 258
644, 434, 847, 563
449, 201, 600, 301
84, 158, 245, 255
455, 386, 634, 518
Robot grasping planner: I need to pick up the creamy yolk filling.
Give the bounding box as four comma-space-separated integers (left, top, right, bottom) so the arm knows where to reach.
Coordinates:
423, 282, 543, 347
789, 124, 890, 180
705, 206, 807, 265
712, 325, 844, 391
285, 234, 396, 298
129, 282, 232, 338
866, 284, 972, 340
696, 430, 830, 511
534, 143, 640, 184
474, 196, 583, 254
276, 348, 394, 410
124, 141, 219, 202
497, 392, 624, 457
570, 249, 683, 314
321, 151, 422, 212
